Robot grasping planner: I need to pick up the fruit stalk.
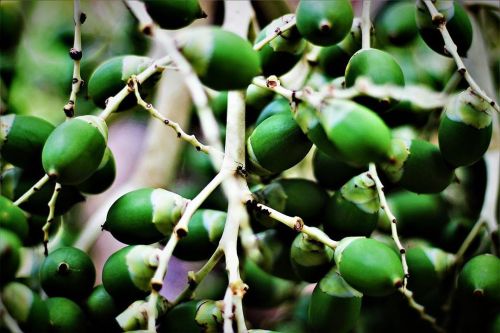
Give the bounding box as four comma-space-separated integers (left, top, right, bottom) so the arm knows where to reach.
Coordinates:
399, 288, 445, 333
422, 0, 499, 112
42, 182, 62, 256
253, 15, 297, 51
13, 174, 50, 206
361, 0, 372, 50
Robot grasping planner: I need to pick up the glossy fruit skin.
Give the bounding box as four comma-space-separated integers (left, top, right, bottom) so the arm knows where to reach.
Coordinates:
179, 27, 261, 90
335, 237, 404, 297
438, 91, 493, 167
1, 282, 50, 333
0, 228, 21, 285
458, 254, 500, 305
144, 0, 206, 30
255, 98, 290, 126
85, 285, 121, 330
42, 115, 108, 185
40, 246, 96, 301
76, 147, 116, 194
296, 0, 354, 46
290, 233, 334, 282
375, 2, 418, 46
174, 209, 226, 261
0, 114, 55, 170
319, 99, 392, 166
104, 188, 187, 244
0, 195, 29, 241
416, 1, 473, 57
247, 113, 312, 176
312, 149, 363, 190
45, 297, 88, 333
308, 269, 362, 333
88, 55, 158, 110
159, 300, 223, 333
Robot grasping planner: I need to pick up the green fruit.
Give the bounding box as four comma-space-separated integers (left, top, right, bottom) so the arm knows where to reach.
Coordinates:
0, 195, 28, 241
0, 228, 21, 285
308, 269, 362, 333
45, 297, 88, 333
179, 27, 261, 90
375, 2, 418, 46
42, 115, 108, 185
246, 84, 275, 123
88, 55, 158, 110
159, 300, 223, 333
0, 1, 24, 51
1, 282, 50, 333
174, 209, 226, 261
319, 99, 392, 166
144, 0, 206, 30
312, 149, 363, 190
296, 0, 354, 46
416, 1, 473, 57
438, 90, 493, 167
255, 97, 290, 126
85, 285, 121, 329
290, 233, 334, 282
247, 113, 312, 176
440, 217, 476, 253
345, 48, 405, 112
458, 254, 500, 304
210, 91, 228, 122
40, 246, 96, 300
103, 188, 188, 244
335, 237, 404, 296
76, 147, 116, 194
102, 245, 160, 302
116, 296, 169, 331
324, 172, 380, 239
0, 114, 55, 169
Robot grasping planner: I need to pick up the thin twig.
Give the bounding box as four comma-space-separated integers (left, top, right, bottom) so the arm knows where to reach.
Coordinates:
361, 0, 372, 50
454, 220, 487, 265
13, 174, 51, 206
399, 288, 446, 333
253, 15, 296, 51
368, 163, 409, 289
42, 182, 62, 256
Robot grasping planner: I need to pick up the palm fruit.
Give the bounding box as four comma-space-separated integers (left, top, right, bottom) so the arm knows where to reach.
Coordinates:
296, 0, 354, 46
0, 228, 21, 285
0, 1, 24, 51
45, 297, 88, 333
440, 217, 477, 253
247, 113, 312, 176
102, 245, 161, 303
438, 90, 493, 167
159, 300, 223, 333
173, 209, 226, 261
334, 237, 404, 297
344, 48, 405, 112
255, 14, 306, 76
116, 296, 169, 331
103, 188, 188, 244
319, 99, 392, 166
243, 258, 296, 307
246, 84, 275, 123
308, 269, 362, 333
406, 242, 455, 296
324, 172, 380, 239
312, 149, 363, 190
144, 0, 206, 30
381, 138, 454, 194
85, 285, 121, 330
416, 0, 473, 57
193, 269, 228, 301
88, 55, 158, 110
255, 97, 290, 126
290, 233, 334, 282
458, 254, 500, 305
42, 115, 108, 185
178, 27, 261, 90
76, 147, 116, 194
0, 195, 28, 241
40, 246, 96, 301
318, 18, 362, 78
1, 282, 50, 333
0, 114, 55, 169
375, 2, 418, 46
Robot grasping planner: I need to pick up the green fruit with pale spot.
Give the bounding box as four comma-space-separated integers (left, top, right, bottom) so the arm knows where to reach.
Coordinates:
179, 27, 261, 90
159, 300, 223, 333
144, 0, 206, 30
0, 114, 55, 170
42, 115, 108, 185
290, 233, 334, 282
76, 147, 116, 194
103, 188, 188, 244
296, 0, 354, 46
335, 237, 404, 297
0, 228, 21, 285
0, 195, 28, 241
458, 254, 500, 305
45, 297, 88, 333
312, 149, 363, 190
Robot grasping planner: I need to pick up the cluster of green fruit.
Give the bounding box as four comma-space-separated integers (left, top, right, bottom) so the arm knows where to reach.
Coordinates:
1, 0, 499, 332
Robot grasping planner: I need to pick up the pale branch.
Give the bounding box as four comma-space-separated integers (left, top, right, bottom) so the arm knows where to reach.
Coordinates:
399, 288, 446, 333
454, 220, 487, 265
361, 0, 372, 50
131, 76, 224, 161
146, 291, 159, 332
480, 150, 500, 254
422, 0, 499, 113
13, 174, 51, 206
42, 182, 62, 256
64, 0, 84, 119
368, 163, 409, 289
253, 15, 296, 51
